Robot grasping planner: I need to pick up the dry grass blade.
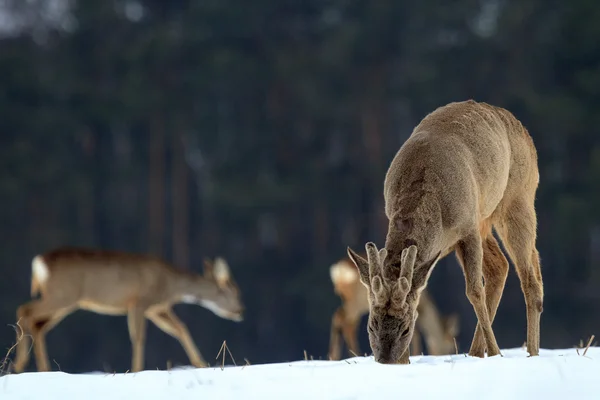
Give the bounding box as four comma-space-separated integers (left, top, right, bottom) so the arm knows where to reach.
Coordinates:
241, 358, 251, 370
303, 350, 308, 361
583, 335, 595, 357
453, 337, 459, 355
225, 342, 237, 366
348, 349, 359, 358
215, 340, 226, 370
1, 320, 29, 375
215, 340, 236, 370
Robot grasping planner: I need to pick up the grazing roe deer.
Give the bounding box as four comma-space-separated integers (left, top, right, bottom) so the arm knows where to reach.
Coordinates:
13, 247, 244, 373
348, 100, 543, 364
328, 257, 459, 360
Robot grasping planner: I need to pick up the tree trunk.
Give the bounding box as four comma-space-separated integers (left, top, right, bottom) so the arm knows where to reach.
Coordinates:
360, 65, 388, 242
148, 116, 166, 258
171, 131, 189, 269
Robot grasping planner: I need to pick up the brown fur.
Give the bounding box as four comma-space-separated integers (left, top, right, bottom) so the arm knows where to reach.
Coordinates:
348, 100, 543, 364
13, 247, 244, 373
327, 257, 459, 360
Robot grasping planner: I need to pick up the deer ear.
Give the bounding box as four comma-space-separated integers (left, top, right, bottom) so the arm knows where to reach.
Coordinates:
411, 251, 440, 291
347, 246, 370, 287
203, 258, 215, 279
212, 257, 231, 287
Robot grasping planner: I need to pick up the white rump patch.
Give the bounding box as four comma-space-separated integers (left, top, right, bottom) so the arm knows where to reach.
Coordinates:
330, 261, 358, 285
32, 255, 49, 283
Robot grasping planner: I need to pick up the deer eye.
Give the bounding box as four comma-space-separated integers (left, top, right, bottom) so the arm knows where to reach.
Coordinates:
371, 318, 380, 329
400, 327, 410, 337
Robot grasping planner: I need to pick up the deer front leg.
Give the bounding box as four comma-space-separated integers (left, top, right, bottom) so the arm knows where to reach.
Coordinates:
148, 309, 208, 368
456, 232, 501, 358
127, 304, 147, 372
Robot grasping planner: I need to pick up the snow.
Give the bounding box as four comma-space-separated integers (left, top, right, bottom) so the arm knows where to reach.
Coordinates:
2, 347, 600, 400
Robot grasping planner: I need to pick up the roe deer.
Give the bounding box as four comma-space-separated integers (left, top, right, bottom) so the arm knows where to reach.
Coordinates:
12, 247, 244, 373
328, 257, 459, 360
347, 100, 543, 364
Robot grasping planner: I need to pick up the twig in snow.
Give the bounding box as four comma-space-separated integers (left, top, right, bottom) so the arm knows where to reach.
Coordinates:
583, 335, 595, 357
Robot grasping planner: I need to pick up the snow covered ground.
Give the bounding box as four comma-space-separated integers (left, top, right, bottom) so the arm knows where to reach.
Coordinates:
1, 347, 599, 400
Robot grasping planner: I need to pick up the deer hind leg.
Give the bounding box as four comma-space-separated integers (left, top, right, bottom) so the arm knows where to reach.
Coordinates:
456, 231, 501, 357
31, 309, 72, 372
469, 234, 510, 357
13, 300, 74, 372
127, 304, 148, 372
13, 305, 34, 373
328, 307, 345, 360
496, 199, 544, 356
410, 329, 422, 356
147, 309, 208, 368
340, 316, 361, 358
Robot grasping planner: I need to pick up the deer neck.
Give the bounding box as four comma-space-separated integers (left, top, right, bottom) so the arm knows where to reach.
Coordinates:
167, 271, 219, 304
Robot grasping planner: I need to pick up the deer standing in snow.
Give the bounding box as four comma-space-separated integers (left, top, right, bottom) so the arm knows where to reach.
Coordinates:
12, 247, 244, 372
348, 100, 543, 364
328, 257, 459, 360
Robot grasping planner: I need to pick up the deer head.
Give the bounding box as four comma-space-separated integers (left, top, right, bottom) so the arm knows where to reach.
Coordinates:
347, 242, 436, 364
199, 257, 244, 322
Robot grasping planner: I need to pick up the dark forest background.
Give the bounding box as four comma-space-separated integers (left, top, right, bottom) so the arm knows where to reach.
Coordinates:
1, 0, 600, 373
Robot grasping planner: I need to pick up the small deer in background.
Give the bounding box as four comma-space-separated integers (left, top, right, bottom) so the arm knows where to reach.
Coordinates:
328, 258, 458, 360
12, 247, 244, 373
348, 100, 544, 364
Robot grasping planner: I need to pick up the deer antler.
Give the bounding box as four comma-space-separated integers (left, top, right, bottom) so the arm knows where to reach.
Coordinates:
392, 245, 417, 307
365, 242, 388, 304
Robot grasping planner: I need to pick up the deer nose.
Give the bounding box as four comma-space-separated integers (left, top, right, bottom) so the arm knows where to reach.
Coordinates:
375, 356, 395, 364
233, 308, 244, 322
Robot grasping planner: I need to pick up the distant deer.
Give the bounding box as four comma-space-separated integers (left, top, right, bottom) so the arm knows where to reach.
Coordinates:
12, 247, 244, 373
328, 258, 458, 360
348, 100, 543, 364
